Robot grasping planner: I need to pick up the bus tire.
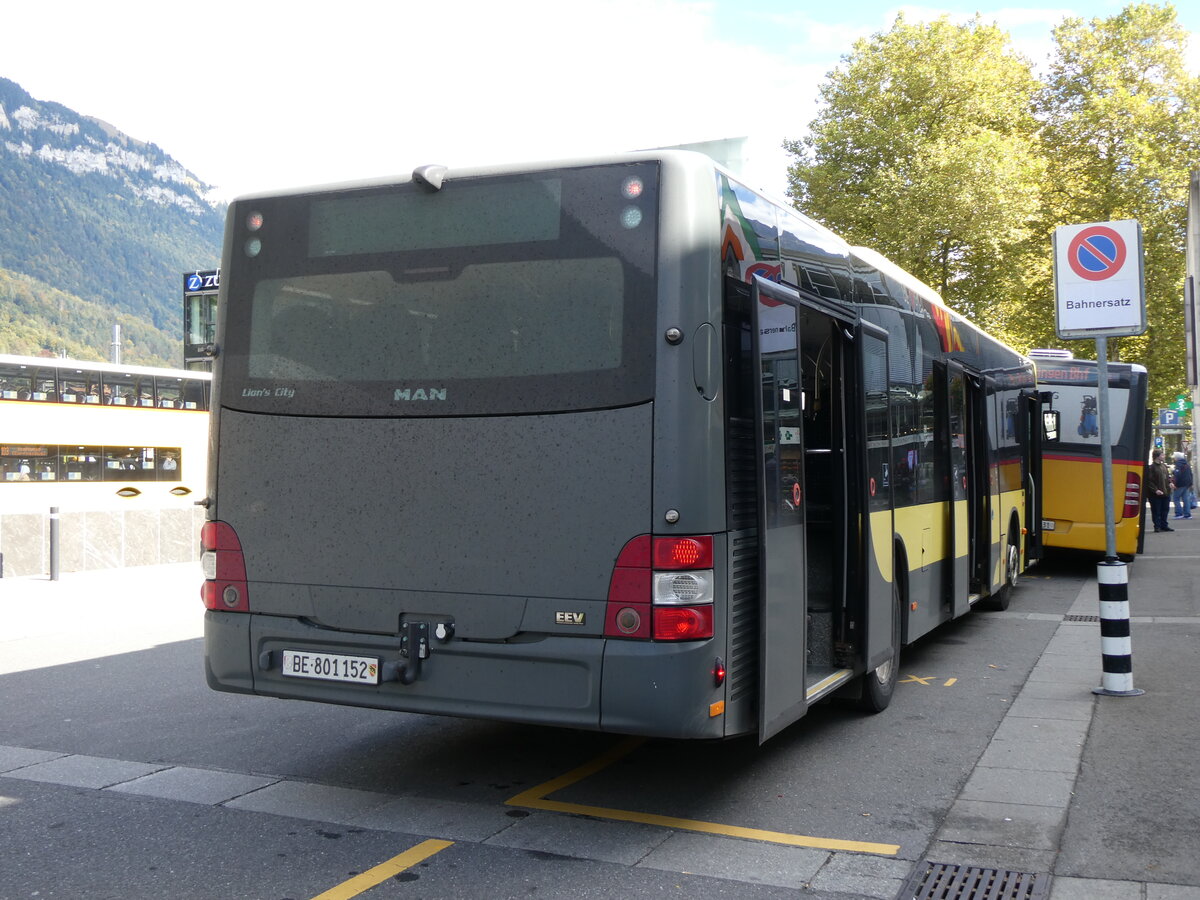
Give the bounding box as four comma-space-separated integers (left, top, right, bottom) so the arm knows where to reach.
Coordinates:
986, 525, 1020, 611
859, 580, 902, 713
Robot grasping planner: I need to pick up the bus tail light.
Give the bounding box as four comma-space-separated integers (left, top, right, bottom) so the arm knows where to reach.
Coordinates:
605, 535, 714, 641
605, 536, 652, 639
1123, 471, 1141, 518
200, 521, 250, 612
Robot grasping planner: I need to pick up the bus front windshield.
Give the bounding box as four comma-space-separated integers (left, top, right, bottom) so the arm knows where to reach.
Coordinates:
218, 162, 660, 418
1039, 362, 1143, 457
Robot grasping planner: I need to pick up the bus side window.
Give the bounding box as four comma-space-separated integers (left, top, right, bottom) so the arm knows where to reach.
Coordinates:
182, 381, 207, 410
157, 381, 183, 409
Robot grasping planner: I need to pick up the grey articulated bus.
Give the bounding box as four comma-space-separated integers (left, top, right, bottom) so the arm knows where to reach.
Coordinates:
202, 152, 1042, 742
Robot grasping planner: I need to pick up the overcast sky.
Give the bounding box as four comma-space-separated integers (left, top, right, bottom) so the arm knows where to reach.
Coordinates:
4, 1, 1197, 202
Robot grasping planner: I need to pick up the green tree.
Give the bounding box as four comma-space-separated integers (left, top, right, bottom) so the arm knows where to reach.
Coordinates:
784, 15, 1045, 336
1037, 3, 1200, 408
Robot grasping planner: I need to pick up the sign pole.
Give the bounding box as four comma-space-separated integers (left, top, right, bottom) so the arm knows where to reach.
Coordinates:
1092, 335, 1143, 697
1095, 337, 1117, 562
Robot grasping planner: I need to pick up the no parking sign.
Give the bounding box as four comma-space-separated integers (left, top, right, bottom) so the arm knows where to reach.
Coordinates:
1053, 220, 1145, 339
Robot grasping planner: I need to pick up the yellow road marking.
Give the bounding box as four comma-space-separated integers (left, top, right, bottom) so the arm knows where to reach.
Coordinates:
506, 735, 645, 807
507, 737, 899, 857
900, 674, 958, 686
309, 838, 453, 900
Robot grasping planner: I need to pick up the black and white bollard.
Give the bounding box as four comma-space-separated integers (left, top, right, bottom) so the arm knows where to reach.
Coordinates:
1092, 560, 1144, 697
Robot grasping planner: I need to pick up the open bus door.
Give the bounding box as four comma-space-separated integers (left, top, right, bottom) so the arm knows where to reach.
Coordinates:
965, 375, 992, 594
750, 277, 864, 741
1024, 390, 1045, 561
941, 362, 972, 617
751, 278, 808, 742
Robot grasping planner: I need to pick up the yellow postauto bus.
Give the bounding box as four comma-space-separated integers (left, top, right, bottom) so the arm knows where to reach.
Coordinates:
1033, 350, 1149, 558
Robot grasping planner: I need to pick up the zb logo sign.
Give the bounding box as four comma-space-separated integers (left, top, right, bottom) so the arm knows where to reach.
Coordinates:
186, 271, 220, 292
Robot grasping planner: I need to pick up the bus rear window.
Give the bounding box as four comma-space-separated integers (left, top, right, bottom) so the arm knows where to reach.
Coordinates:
219, 162, 658, 417
248, 259, 624, 384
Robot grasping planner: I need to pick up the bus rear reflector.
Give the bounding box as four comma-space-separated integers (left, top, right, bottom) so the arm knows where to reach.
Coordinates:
606, 534, 714, 641
1123, 471, 1141, 518
200, 521, 250, 612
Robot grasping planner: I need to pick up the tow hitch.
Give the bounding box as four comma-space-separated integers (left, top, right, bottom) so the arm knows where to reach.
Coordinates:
383, 619, 455, 684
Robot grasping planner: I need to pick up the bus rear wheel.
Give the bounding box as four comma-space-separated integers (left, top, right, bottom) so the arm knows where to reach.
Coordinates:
986, 527, 1019, 611
859, 581, 901, 712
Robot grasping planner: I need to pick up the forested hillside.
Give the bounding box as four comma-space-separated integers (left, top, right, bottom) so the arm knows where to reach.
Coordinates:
0, 268, 179, 362
0, 77, 222, 366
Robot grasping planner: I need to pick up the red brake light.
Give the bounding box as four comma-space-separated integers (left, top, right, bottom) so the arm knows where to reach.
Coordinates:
652, 536, 713, 570
201, 521, 240, 552
653, 605, 714, 641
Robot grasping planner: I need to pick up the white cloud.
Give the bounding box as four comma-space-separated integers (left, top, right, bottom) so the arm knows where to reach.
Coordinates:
3, 0, 829, 200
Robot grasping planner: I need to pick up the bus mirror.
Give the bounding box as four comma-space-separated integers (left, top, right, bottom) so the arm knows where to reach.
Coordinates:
1043, 410, 1060, 443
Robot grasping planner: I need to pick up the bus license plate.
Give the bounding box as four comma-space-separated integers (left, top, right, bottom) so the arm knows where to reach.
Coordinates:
280, 650, 380, 684
1041, 520, 1056, 531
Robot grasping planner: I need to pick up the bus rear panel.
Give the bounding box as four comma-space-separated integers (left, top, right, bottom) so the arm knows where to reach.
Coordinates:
204, 159, 741, 738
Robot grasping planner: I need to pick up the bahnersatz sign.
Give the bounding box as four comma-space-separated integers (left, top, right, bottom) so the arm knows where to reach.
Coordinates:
1053, 220, 1146, 340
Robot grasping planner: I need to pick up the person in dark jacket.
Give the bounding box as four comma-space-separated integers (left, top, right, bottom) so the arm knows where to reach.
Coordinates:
1147, 449, 1173, 532
1172, 452, 1193, 519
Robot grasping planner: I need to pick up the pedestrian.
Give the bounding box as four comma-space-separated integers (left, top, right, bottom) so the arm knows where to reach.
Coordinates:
1147, 449, 1173, 532
1172, 452, 1193, 519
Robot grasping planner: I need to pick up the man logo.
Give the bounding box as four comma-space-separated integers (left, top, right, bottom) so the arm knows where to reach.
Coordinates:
394, 388, 447, 401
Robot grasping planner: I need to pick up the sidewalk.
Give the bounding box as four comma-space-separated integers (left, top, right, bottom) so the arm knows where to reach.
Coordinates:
1051, 516, 1200, 899
0, 562, 203, 675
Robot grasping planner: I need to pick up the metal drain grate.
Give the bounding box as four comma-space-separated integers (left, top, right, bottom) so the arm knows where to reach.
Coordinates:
896, 860, 1051, 900
1063, 614, 1100, 622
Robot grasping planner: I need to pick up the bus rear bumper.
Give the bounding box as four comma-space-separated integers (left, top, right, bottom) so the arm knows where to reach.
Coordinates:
207, 611, 603, 730
1044, 520, 1139, 556
205, 610, 255, 694
600, 639, 730, 739
202, 611, 730, 738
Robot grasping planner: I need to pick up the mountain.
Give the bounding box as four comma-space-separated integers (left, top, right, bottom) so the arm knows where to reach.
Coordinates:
0, 77, 223, 366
